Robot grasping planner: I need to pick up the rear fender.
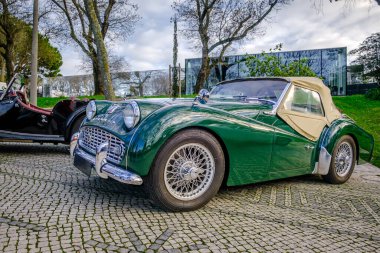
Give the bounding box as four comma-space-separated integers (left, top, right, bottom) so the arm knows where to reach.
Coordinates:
318, 119, 374, 165
64, 106, 86, 141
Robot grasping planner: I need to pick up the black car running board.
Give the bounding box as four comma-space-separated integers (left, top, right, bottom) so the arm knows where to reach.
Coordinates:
0, 130, 65, 143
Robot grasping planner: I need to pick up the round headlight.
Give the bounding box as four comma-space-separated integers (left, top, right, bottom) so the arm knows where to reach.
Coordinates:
123, 101, 140, 129
86, 100, 97, 120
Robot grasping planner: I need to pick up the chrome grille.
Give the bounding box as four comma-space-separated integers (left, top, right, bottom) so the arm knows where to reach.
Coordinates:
79, 126, 125, 165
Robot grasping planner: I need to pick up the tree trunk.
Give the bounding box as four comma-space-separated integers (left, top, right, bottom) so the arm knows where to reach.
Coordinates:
0, 61, 6, 82
138, 84, 143, 97
84, 0, 115, 100
92, 61, 104, 95
4, 46, 14, 82
194, 48, 210, 93
30, 0, 39, 106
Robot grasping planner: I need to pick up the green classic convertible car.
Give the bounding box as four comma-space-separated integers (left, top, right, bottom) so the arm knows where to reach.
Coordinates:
70, 77, 374, 211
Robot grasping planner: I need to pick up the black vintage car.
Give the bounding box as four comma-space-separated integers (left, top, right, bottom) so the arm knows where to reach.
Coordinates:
0, 75, 88, 144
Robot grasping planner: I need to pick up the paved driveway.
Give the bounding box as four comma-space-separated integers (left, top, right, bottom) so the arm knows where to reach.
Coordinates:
1, 143, 380, 253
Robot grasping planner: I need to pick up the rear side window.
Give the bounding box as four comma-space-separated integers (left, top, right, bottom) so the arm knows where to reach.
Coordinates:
283, 86, 324, 116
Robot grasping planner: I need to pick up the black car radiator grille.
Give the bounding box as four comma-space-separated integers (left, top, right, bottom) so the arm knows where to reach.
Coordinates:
79, 126, 125, 165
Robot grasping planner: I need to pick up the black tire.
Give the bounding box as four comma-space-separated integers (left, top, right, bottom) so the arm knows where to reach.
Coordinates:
146, 129, 225, 211
323, 135, 356, 184
70, 114, 85, 139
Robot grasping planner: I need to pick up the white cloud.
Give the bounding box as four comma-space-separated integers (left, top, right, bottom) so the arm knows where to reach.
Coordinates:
59, 0, 380, 76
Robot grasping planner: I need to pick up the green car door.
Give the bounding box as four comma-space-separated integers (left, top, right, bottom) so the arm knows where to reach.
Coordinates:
270, 118, 316, 179
269, 85, 328, 180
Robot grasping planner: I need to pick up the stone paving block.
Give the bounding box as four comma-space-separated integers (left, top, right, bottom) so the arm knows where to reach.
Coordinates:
1, 143, 380, 252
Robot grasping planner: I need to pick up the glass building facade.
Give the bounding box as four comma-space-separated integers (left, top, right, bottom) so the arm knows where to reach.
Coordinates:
185, 47, 347, 95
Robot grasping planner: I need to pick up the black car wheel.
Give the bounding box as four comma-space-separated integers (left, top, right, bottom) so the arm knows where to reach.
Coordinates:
323, 135, 356, 184
146, 129, 225, 211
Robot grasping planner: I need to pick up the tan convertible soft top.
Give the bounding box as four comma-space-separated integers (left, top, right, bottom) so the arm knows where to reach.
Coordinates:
277, 77, 342, 141
287, 77, 341, 123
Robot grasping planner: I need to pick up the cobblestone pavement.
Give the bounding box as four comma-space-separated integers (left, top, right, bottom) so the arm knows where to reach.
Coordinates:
1, 143, 380, 253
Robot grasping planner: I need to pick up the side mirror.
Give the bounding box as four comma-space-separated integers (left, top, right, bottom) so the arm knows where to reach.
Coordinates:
196, 89, 210, 104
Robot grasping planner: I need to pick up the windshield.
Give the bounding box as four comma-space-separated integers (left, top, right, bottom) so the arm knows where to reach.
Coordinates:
0, 74, 19, 100
210, 79, 288, 103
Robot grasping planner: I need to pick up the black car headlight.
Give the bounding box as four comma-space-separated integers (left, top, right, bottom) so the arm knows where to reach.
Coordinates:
123, 101, 140, 130
86, 100, 97, 120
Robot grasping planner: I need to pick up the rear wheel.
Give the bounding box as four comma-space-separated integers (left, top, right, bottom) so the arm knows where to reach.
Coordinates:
146, 129, 225, 211
323, 135, 356, 184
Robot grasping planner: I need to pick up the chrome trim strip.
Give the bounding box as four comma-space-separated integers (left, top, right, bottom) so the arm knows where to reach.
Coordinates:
0, 73, 18, 101
74, 148, 143, 185
274, 82, 291, 112
312, 147, 332, 175
263, 82, 292, 115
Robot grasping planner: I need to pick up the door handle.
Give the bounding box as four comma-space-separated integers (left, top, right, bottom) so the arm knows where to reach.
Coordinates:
304, 144, 314, 151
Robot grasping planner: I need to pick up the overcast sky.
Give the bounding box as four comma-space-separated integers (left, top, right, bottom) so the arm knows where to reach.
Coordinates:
59, 0, 380, 76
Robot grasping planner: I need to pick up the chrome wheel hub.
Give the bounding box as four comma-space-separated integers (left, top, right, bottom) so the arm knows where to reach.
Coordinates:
164, 143, 215, 201
180, 161, 202, 181
334, 142, 353, 177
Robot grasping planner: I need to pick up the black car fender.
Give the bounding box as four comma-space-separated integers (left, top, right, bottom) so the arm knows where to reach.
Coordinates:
64, 106, 86, 142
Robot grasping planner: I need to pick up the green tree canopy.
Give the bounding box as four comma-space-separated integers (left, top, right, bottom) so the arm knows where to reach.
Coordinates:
37, 35, 62, 77
0, 15, 62, 81
245, 44, 318, 78
349, 33, 380, 85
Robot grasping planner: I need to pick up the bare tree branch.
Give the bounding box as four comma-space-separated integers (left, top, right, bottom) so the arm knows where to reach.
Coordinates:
173, 0, 289, 92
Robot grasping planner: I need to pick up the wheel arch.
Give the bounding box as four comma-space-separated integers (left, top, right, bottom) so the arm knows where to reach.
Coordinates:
64, 106, 86, 142
321, 119, 374, 165
346, 133, 360, 164
126, 106, 240, 178
167, 126, 231, 186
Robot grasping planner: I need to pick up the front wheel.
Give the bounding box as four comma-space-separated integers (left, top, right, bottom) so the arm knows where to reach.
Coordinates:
146, 129, 225, 211
323, 135, 356, 184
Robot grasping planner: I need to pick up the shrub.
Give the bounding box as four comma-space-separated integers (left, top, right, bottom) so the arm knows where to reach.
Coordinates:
365, 88, 380, 100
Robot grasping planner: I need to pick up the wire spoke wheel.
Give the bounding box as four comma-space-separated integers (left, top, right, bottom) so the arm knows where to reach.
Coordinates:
333, 141, 353, 177
164, 143, 215, 201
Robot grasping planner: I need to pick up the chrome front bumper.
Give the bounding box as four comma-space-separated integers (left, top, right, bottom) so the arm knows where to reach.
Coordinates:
70, 132, 143, 186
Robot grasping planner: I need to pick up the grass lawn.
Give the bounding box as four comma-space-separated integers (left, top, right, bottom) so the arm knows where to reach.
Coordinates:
37, 95, 106, 108
38, 94, 379, 167
333, 95, 380, 168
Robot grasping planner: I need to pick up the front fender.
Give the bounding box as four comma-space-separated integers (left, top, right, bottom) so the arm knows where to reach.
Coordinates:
126, 104, 275, 186
319, 118, 374, 164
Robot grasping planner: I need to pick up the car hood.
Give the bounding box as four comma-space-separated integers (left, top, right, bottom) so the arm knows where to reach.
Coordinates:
135, 98, 273, 118
85, 98, 272, 135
